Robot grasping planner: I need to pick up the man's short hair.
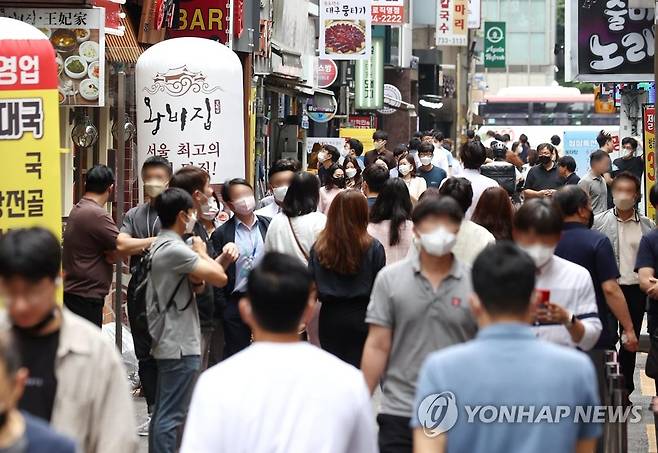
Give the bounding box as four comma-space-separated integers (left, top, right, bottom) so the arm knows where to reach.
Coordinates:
596, 130, 612, 148
550, 135, 561, 146
411, 196, 464, 225
373, 130, 389, 141
418, 142, 435, 155
247, 252, 312, 333
362, 164, 390, 193
612, 171, 641, 195
268, 159, 300, 180
513, 199, 563, 236
557, 155, 576, 173
0, 227, 61, 282
322, 145, 340, 163
85, 165, 115, 194
169, 166, 209, 195
590, 149, 610, 165
409, 137, 422, 152
553, 185, 589, 217
439, 177, 473, 215
221, 178, 252, 203
433, 131, 445, 141
460, 140, 487, 169
141, 156, 172, 178
392, 143, 408, 158
472, 242, 536, 316
621, 137, 638, 150
155, 188, 195, 229
347, 138, 364, 156
466, 129, 475, 139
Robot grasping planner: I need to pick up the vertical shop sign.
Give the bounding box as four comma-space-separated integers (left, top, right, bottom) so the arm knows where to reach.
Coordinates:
355, 37, 384, 110
435, 0, 467, 46
643, 104, 655, 219
484, 21, 506, 68
320, 0, 371, 60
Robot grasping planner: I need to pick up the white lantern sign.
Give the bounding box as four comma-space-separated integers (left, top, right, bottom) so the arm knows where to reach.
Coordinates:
136, 37, 245, 185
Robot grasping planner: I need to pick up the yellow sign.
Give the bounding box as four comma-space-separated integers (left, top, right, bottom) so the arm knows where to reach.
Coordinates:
339, 127, 376, 155
643, 104, 655, 220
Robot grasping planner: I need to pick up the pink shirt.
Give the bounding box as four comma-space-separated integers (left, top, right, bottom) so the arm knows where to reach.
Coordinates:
367, 220, 414, 264
318, 187, 343, 214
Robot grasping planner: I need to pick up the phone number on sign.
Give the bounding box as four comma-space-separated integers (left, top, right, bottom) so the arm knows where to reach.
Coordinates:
372, 13, 402, 24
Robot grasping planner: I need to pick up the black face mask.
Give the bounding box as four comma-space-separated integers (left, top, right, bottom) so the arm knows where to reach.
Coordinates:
333, 176, 346, 189
12, 309, 56, 337
537, 155, 551, 165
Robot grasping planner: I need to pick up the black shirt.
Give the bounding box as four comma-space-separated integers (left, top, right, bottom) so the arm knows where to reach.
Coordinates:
613, 156, 644, 181
523, 164, 564, 191
555, 223, 620, 349
636, 229, 658, 331
15, 329, 59, 422
189, 222, 217, 328
564, 172, 581, 185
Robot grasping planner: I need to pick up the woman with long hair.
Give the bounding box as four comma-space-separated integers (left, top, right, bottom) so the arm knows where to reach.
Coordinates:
309, 190, 385, 367
318, 163, 345, 214
397, 154, 427, 202
367, 178, 414, 264
343, 155, 363, 190
471, 186, 514, 240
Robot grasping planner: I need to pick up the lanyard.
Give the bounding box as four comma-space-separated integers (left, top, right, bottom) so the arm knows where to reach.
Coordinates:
146, 206, 159, 238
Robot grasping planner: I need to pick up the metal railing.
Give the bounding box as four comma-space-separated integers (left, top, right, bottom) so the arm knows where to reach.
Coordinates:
603, 350, 628, 453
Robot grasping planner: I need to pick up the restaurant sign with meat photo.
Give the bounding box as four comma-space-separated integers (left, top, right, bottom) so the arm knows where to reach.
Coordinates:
319, 0, 372, 60
0, 7, 106, 107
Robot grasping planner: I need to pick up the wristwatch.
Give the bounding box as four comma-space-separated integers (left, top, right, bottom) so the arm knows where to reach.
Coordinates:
564, 311, 576, 328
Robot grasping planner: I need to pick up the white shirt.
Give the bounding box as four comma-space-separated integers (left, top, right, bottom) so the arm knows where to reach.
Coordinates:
403, 176, 427, 202
181, 342, 378, 453
264, 212, 327, 264
452, 220, 496, 266
254, 200, 280, 219
432, 144, 454, 175
533, 256, 602, 351
459, 168, 499, 220
618, 216, 642, 285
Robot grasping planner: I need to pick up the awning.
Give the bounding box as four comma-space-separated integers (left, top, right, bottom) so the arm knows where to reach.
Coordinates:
105, 7, 147, 64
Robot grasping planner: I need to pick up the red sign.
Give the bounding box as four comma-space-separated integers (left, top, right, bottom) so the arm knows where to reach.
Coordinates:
317, 59, 338, 88
92, 0, 123, 34
349, 115, 375, 129
233, 0, 244, 38
168, 0, 229, 43
0, 39, 58, 91
372, 1, 404, 25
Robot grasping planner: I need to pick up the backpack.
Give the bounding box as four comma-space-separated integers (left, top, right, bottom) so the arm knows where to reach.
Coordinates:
480, 162, 517, 196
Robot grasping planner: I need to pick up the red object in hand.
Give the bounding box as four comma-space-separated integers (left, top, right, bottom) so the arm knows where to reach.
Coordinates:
537, 289, 550, 306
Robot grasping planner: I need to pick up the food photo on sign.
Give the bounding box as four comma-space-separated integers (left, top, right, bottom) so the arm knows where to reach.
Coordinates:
319, 0, 371, 60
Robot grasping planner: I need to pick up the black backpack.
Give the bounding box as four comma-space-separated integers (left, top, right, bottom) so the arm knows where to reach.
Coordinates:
480, 162, 517, 196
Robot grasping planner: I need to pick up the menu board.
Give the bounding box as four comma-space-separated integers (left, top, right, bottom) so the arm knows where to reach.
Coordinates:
319, 0, 372, 61
0, 7, 106, 106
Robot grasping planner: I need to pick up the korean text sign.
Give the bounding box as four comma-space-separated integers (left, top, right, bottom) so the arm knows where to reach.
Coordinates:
644, 104, 655, 219
436, 0, 467, 46
1, 7, 106, 107
320, 0, 372, 60
565, 0, 654, 82
355, 37, 384, 110
0, 18, 62, 237
372, 0, 404, 25
136, 37, 245, 186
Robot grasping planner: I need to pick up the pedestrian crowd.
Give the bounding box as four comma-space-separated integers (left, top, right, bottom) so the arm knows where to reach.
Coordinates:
0, 127, 655, 453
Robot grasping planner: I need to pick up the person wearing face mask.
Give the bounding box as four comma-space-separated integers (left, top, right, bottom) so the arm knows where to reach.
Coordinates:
62, 165, 122, 327
362, 197, 477, 453
317, 145, 340, 186
593, 172, 654, 395
417, 142, 447, 190
117, 156, 172, 432
578, 150, 610, 215
343, 155, 363, 190
523, 143, 564, 199
613, 137, 644, 182
397, 155, 427, 203
364, 130, 396, 170
0, 228, 138, 453
345, 138, 366, 169
255, 159, 300, 219
513, 199, 602, 351
211, 179, 271, 359
318, 164, 346, 215
148, 188, 228, 453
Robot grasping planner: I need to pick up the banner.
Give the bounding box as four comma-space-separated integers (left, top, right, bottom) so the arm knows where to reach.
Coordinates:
563, 130, 599, 178
372, 0, 404, 25
644, 104, 655, 219
168, 0, 230, 43
0, 18, 62, 237
305, 137, 346, 156
484, 22, 505, 68
1, 7, 106, 107
319, 0, 371, 60
468, 0, 481, 29
136, 37, 245, 185
565, 0, 654, 82
355, 37, 384, 110
339, 127, 376, 152
436, 0, 467, 46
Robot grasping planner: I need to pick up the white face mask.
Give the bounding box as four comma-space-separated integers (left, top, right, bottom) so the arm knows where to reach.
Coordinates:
398, 164, 412, 176
345, 168, 358, 179
519, 244, 555, 269
420, 156, 432, 166
144, 179, 166, 198
184, 211, 197, 234
232, 195, 256, 216
273, 185, 289, 203
200, 197, 220, 221
418, 226, 457, 257
340, 147, 350, 158
317, 151, 329, 163
613, 193, 635, 211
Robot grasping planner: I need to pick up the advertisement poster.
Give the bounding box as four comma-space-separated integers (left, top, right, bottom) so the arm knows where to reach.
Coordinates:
484, 22, 505, 68
1, 7, 106, 107
0, 18, 62, 236
136, 38, 245, 186
565, 0, 654, 82
355, 37, 384, 110
319, 0, 371, 60
563, 130, 599, 178
436, 0, 468, 46
643, 104, 655, 219
168, 0, 230, 43
305, 137, 346, 156
372, 0, 404, 25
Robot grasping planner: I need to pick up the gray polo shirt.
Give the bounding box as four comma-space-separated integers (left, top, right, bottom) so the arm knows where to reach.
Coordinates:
578, 171, 608, 214
147, 230, 201, 360
365, 254, 477, 417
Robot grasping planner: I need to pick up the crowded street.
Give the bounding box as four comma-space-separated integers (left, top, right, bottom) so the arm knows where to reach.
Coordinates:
2, 0, 658, 452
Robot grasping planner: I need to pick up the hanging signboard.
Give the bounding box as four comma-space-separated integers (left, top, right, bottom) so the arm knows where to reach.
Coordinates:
565, 0, 654, 82
435, 0, 467, 46
136, 37, 245, 185
378, 83, 402, 115
0, 7, 106, 107
319, 0, 371, 60
306, 95, 338, 123
355, 37, 384, 110
643, 104, 656, 219
372, 0, 404, 25
484, 21, 505, 68
468, 0, 481, 29
168, 0, 230, 43
317, 58, 338, 88
0, 18, 62, 236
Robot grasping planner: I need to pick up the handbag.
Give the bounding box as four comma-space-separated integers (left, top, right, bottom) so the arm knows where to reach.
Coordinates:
287, 216, 309, 262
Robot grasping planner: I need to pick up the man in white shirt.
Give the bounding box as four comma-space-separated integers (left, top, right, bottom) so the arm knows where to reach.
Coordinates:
432, 131, 454, 177
455, 140, 498, 219
181, 252, 377, 453
254, 159, 300, 219
513, 199, 602, 350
